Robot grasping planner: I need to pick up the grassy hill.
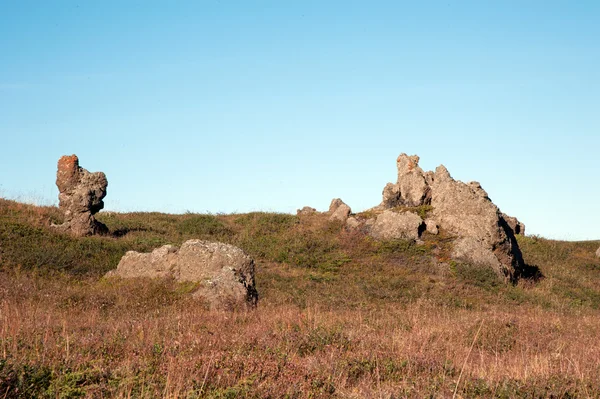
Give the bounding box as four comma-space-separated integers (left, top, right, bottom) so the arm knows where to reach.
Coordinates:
1, 198, 599, 398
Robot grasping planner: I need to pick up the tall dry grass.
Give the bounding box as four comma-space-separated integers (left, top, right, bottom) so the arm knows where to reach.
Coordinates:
1, 198, 600, 397
1, 270, 600, 398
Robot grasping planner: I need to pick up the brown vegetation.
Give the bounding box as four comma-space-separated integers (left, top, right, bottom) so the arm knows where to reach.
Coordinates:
1, 198, 600, 398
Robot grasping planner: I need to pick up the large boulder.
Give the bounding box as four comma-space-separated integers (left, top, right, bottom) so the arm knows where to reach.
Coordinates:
430, 165, 524, 281
54, 155, 108, 236
328, 198, 351, 222
106, 240, 258, 310
369, 210, 425, 240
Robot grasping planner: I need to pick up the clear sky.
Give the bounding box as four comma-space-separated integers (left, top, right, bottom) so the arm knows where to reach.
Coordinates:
1, 1, 598, 241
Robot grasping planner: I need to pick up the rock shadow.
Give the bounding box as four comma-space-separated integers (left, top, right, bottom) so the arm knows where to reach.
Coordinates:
516, 263, 544, 284
111, 227, 151, 238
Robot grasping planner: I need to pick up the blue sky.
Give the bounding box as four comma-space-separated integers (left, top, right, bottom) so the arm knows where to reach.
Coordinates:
1, 1, 598, 240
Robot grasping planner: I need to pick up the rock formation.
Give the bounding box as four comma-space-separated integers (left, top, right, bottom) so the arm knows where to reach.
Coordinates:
328, 198, 351, 222
430, 165, 524, 280
54, 155, 108, 236
424, 219, 439, 235
502, 213, 526, 236
374, 153, 525, 281
106, 239, 258, 310
297, 206, 317, 216
369, 210, 425, 240
381, 154, 432, 208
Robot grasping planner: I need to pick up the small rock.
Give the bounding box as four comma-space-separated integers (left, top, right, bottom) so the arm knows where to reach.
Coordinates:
329, 198, 351, 222
424, 219, 439, 235
297, 206, 317, 216
345, 216, 362, 230
596, 247, 600, 258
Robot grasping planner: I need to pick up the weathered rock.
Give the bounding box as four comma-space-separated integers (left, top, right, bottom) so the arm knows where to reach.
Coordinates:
381, 154, 431, 208
502, 213, 526, 236
297, 206, 317, 216
54, 155, 108, 237
376, 153, 526, 281
430, 165, 524, 281
369, 210, 425, 241
424, 219, 439, 235
329, 198, 351, 222
382, 183, 402, 208
345, 216, 362, 230
106, 240, 258, 310
596, 247, 600, 258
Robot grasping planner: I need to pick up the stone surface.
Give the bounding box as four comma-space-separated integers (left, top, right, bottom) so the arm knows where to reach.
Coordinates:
596, 247, 600, 258
381, 183, 402, 208
297, 206, 317, 216
430, 165, 524, 280
328, 198, 351, 222
107, 240, 258, 310
502, 213, 526, 236
381, 154, 431, 208
54, 155, 108, 237
345, 216, 362, 230
424, 219, 439, 235
369, 210, 425, 241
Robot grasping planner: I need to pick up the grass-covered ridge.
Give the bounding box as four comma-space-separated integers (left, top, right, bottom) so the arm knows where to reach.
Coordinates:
1, 198, 600, 397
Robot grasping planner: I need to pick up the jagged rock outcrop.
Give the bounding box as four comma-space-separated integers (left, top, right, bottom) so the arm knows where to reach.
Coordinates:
106, 240, 258, 310
381, 154, 432, 208
369, 210, 425, 240
502, 213, 526, 236
430, 165, 524, 280
377, 154, 525, 281
329, 198, 351, 222
54, 155, 108, 236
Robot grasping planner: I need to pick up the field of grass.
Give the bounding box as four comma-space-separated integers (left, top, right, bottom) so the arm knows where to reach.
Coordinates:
1, 198, 600, 398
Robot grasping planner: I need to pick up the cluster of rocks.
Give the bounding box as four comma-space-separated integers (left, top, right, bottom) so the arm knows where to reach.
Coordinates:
51, 155, 258, 310
53, 155, 108, 237
106, 239, 258, 310
318, 154, 527, 281
39, 152, 600, 304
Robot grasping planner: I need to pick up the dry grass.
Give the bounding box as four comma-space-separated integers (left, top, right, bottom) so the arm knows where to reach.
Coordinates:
1, 198, 600, 398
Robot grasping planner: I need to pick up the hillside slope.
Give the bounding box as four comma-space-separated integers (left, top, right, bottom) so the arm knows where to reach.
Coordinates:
1, 198, 600, 398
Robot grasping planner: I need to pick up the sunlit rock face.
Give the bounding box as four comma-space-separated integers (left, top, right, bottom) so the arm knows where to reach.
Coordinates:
54, 155, 108, 237
374, 153, 525, 282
